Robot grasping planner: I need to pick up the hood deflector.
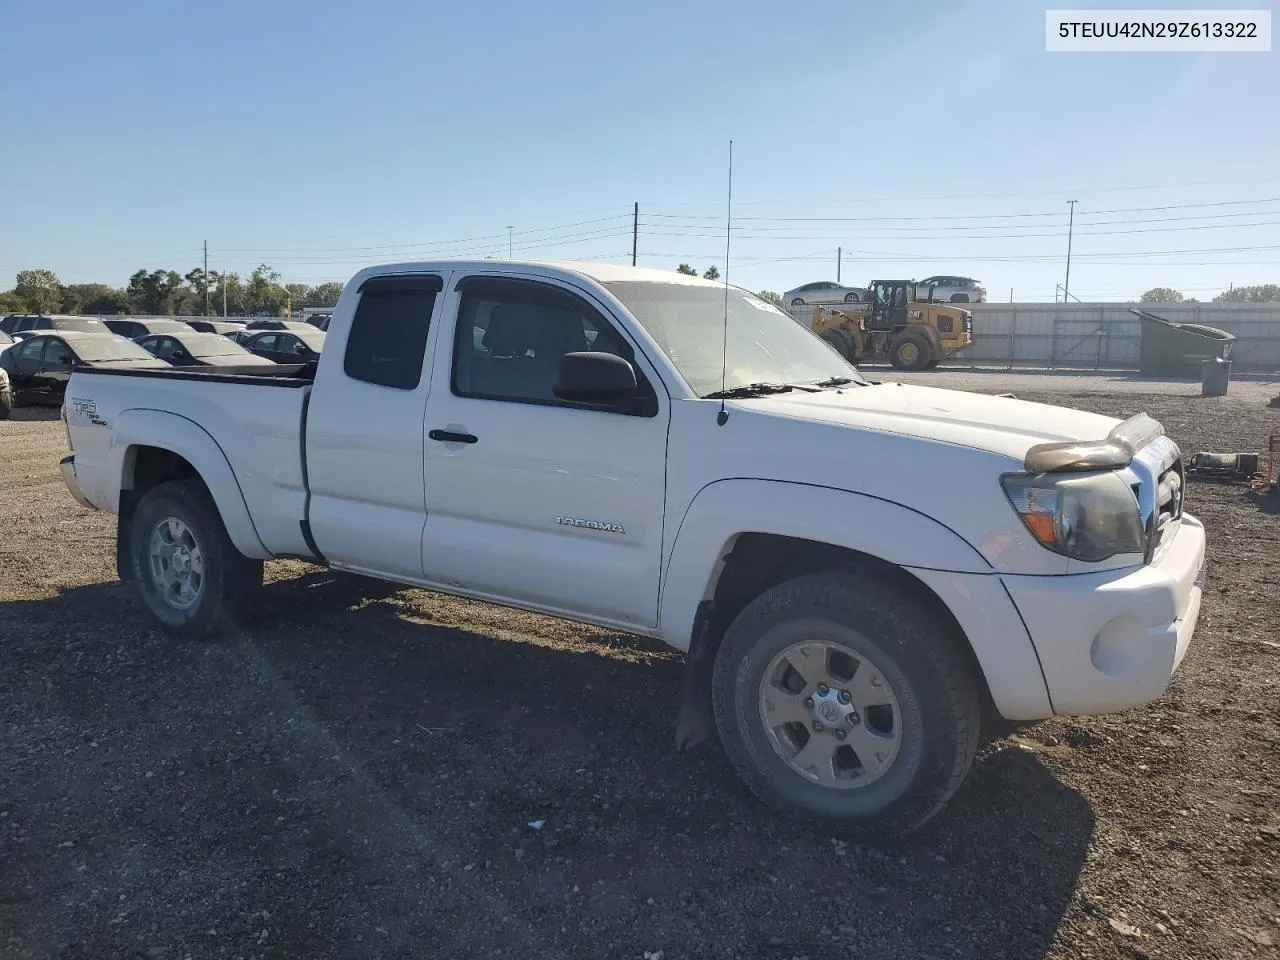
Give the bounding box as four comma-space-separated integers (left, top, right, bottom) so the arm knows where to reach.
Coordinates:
1023, 413, 1164, 473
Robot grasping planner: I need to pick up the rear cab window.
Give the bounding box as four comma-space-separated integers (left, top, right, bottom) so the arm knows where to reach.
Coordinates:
344, 274, 441, 389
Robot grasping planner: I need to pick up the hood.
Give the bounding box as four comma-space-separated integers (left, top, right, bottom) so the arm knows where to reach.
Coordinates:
90, 358, 171, 370
743, 381, 1121, 464
199, 353, 275, 366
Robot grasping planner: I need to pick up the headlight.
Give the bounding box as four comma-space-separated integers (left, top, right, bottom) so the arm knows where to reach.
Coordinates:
1001, 471, 1144, 562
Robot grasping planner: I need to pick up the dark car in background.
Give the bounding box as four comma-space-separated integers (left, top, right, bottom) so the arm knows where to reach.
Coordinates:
1, 315, 44, 335
244, 319, 316, 332
241, 329, 325, 364
2, 315, 110, 336
136, 331, 275, 368
103, 318, 193, 340
186, 319, 249, 335
0, 332, 168, 407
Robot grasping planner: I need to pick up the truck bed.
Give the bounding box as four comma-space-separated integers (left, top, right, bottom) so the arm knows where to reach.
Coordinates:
64, 364, 315, 559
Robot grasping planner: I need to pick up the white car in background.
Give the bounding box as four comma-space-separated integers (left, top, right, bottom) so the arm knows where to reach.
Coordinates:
783, 281, 869, 307
919, 276, 987, 304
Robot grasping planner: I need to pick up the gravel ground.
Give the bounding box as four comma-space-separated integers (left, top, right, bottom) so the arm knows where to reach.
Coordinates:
2, 379, 1278, 960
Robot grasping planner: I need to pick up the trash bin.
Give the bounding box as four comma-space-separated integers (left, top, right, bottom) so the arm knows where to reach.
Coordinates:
1201, 357, 1231, 397
1132, 309, 1236, 377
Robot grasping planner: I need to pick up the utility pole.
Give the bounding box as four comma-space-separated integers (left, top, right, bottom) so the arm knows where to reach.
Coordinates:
203, 240, 210, 316
837, 246, 842, 284
507, 225, 513, 258
1063, 199, 1077, 303
631, 202, 638, 266
1010, 287, 1014, 302
222, 273, 227, 317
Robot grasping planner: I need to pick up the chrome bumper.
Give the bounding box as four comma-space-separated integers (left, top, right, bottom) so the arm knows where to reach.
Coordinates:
60, 455, 96, 510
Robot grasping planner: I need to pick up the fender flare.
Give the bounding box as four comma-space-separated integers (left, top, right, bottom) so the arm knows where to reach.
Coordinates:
112, 408, 269, 559
658, 478, 991, 649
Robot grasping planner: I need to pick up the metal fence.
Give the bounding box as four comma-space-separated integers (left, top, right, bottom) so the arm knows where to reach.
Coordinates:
955, 302, 1280, 371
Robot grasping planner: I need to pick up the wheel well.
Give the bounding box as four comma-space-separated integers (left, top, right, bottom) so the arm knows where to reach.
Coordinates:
116, 446, 202, 581
675, 533, 999, 748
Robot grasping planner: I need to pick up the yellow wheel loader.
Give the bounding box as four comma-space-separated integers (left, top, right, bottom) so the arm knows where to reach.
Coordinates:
806, 280, 973, 370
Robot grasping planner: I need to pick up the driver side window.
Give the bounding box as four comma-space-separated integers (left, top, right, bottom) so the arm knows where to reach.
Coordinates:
451, 278, 636, 408
42, 339, 73, 366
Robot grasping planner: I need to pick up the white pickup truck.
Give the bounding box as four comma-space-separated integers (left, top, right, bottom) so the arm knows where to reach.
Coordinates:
59, 261, 1206, 839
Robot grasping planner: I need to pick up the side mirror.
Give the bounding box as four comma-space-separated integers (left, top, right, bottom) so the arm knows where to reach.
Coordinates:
553, 351, 638, 406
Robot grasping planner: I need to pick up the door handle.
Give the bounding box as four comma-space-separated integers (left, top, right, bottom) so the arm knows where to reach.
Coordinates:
429, 429, 478, 444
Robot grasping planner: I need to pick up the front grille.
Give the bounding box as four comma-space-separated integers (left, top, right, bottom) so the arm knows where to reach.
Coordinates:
1133, 435, 1183, 563
1145, 454, 1184, 560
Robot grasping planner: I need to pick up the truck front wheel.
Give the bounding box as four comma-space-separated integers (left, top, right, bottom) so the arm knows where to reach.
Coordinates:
889, 331, 933, 370
711, 573, 981, 841
129, 479, 263, 638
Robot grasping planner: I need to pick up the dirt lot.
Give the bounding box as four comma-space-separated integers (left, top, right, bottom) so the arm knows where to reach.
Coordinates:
2, 378, 1278, 960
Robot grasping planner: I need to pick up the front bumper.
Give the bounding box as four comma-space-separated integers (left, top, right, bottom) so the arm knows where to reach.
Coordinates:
1002, 513, 1206, 716
60, 455, 97, 510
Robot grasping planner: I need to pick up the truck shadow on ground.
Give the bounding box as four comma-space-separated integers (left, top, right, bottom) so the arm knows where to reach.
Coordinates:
1, 571, 1094, 960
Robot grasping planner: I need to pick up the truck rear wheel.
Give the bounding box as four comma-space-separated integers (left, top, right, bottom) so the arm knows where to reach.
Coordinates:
129, 479, 263, 638
0, 391, 11, 420
889, 331, 933, 370
711, 572, 981, 841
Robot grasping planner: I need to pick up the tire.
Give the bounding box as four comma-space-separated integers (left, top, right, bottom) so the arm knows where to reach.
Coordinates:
712, 572, 982, 841
0, 391, 11, 420
790, 298, 805, 307
925, 354, 942, 369
129, 479, 263, 638
889, 331, 933, 371
949, 294, 970, 304
842, 292, 860, 303
820, 328, 854, 361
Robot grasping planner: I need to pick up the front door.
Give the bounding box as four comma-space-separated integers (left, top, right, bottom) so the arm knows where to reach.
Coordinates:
421, 275, 670, 629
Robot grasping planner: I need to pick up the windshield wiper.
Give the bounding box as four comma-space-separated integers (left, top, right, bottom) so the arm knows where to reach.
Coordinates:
810, 376, 858, 388
704, 381, 796, 400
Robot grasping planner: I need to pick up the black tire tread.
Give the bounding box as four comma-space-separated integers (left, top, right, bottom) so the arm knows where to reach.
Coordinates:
129, 478, 263, 638
711, 572, 981, 841
889, 330, 933, 371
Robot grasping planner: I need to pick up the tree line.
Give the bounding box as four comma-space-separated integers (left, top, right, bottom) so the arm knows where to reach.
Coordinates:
1139, 285, 1280, 304
0, 266, 344, 318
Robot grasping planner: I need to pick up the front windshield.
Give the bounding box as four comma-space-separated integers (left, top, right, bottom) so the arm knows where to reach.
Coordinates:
74, 336, 159, 361
54, 317, 107, 333
604, 282, 864, 397
183, 333, 249, 357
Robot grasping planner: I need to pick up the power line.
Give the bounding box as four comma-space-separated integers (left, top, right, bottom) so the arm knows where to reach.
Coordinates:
633, 218, 1280, 243
215, 214, 632, 255
644, 196, 1280, 225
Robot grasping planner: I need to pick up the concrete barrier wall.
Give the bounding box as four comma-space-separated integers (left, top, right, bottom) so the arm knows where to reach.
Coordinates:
957, 302, 1280, 371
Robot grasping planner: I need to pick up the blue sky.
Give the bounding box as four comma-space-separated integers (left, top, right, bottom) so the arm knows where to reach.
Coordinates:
1, 0, 1276, 302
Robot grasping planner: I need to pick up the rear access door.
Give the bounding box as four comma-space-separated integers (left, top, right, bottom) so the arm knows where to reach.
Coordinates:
305, 273, 449, 581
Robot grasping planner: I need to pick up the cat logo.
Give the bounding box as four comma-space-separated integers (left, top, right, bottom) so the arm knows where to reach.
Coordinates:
555, 516, 626, 534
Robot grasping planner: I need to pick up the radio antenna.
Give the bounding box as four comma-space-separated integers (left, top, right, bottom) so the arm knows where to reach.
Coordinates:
716, 138, 733, 427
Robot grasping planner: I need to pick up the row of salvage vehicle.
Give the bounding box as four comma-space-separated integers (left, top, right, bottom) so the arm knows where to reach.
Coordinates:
0, 314, 325, 416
